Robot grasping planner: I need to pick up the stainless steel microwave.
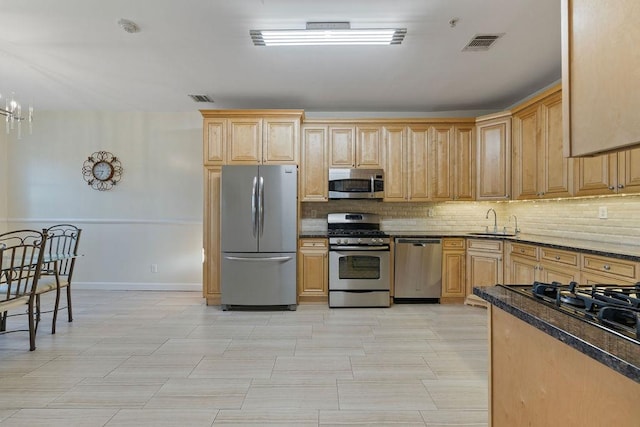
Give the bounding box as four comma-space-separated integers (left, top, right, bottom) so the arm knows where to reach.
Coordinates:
328, 168, 384, 199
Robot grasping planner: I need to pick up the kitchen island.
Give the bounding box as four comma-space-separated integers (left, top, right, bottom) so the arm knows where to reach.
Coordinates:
475, 285, 639, 426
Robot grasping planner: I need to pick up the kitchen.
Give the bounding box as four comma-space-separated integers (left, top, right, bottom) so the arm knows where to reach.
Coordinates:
2, 0, 640, 425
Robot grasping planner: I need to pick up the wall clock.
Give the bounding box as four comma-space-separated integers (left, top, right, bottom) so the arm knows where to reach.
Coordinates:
82, 151, 123, 191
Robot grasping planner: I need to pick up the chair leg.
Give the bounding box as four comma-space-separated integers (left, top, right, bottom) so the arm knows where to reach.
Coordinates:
52, 286, 61, 334
0, 311, 6, 332
66, 285, 73, 322
28, 302, 37, 351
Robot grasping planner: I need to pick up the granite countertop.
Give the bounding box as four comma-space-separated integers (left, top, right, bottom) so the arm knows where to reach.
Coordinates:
474, 285, 640, 383
299, 230, 640, 261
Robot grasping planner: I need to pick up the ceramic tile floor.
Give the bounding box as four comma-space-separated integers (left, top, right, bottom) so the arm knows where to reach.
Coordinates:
0, 290, 489, 426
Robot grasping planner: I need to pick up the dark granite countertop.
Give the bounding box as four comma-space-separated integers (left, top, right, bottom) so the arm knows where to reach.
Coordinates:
299, 230, 640, 261
474, 285, 640, 383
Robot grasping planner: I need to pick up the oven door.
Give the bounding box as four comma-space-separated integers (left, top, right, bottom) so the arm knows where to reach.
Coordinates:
329, 247, 390, 291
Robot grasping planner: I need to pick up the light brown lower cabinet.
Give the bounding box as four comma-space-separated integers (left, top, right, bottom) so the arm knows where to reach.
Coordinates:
465, 238, 503, 307
489, 306, 640, 426
441, 238, 466, 302
297, 238, 328, 303
505, 242, 579, 285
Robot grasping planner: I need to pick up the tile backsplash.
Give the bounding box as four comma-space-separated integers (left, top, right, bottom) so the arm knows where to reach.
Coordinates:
301, 194, 640, 247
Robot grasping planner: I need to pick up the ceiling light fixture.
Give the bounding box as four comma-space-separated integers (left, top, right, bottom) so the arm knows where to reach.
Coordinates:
250, 22, 406, 46
0, 92, 33, 139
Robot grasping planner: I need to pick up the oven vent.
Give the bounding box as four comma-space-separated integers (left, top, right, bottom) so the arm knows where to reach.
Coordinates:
188, 94, 214, 103
462, 34, 504, 51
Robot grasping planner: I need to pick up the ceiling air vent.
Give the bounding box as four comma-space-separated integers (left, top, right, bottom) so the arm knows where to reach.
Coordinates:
463, 34, 504, 51
188, 94, 214, 103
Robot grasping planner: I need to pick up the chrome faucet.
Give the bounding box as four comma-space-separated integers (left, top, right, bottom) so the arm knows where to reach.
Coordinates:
486, 208, 497, 233
510, 214, 520, 235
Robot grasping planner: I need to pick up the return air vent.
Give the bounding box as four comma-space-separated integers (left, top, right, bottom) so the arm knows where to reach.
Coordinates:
463, 34, 504, 51
188, 94, 214, 103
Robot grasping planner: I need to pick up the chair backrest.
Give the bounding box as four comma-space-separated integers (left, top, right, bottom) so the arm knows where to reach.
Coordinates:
0, 229, 47, 302
43, 224, 81, 278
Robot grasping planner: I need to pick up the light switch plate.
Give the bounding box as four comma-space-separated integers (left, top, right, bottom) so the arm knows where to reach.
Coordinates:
598, 206, 608, 219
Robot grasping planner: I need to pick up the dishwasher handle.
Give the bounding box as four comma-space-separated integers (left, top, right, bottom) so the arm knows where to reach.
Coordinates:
396, 238, 442, 246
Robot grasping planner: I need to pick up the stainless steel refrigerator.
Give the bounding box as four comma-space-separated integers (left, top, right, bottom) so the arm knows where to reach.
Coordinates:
220, 165, 298, 310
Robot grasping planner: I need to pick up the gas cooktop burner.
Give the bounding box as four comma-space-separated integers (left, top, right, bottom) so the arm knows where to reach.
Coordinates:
524, 281, 640, 342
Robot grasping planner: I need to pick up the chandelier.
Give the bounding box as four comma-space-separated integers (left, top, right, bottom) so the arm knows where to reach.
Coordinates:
0, 92, 34, 139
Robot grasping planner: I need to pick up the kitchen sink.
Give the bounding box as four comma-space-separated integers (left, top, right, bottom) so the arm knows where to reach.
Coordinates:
468, 232, 517, 237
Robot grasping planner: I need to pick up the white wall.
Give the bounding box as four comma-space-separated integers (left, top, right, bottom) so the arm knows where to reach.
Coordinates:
0, 129, 7, 233
6, 111, 203, 290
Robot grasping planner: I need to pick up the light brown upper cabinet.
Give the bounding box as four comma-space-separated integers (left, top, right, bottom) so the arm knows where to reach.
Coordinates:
201, 110, 303, 165
384, 125, 431, 202
430, 124, 475, 201
476, 112, 512, 200
574, 147, 640, 196
512, 87, 573, 200
300, 125, 329, 202
562, 0, 640, 156
329, 125, 383, 168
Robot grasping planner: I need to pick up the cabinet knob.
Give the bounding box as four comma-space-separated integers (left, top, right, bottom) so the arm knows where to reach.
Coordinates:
618, 184, 625, 189
534, 266, 538, 270
555, 255, 560, 260
520, 249, 525, 253
608, 186, 615, 191
603, 264, 611, 271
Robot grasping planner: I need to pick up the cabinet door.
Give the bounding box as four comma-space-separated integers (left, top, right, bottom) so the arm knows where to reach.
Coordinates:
466, 251, 503, 296
329, 126, 356, 167
508, 256, 538, 285
227, 118, 262, 164
203, 167, 222, 304
203, 118, 226, 165
383, 126, 407, 201
618, 147, 640, 193
442, 250, 466, 298
512, 105, 540, 199
298, 240, 328, 300
407, 127, 431, 201
263, 117, 299, 164
574, 154, 617, 196
539, 262, 579, 285
541, 92, 573, 198
453, 125, 475, 200
300, 126, 328, 202
356, 125, 384, 168
430, 125, 453, 201
476, 115, 511, 200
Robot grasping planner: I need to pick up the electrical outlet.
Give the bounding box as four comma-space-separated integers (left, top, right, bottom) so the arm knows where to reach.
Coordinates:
427, 208, 434, 217
151, 264, 158, 273
311, 209, 317, 218
598, 206, 608, 219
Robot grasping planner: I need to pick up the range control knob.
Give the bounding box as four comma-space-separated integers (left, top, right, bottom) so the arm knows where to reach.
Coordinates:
358, 238, 363, 244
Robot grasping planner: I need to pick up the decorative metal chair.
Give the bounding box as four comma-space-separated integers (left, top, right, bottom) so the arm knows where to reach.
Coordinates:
0, 229, 47, 351
36, 224, 81, 334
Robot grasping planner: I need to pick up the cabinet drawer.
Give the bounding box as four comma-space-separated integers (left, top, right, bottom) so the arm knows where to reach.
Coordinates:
467, 238, 503, 252
581, 254, 638, 280
540, 247, 578, 267
509, 243, 538, 260
299, 238, 328, 248
443, 238, 465, 250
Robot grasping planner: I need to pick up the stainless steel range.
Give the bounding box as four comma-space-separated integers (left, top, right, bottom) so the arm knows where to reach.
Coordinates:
507, 281, 640, 343
327, 213, 390, 308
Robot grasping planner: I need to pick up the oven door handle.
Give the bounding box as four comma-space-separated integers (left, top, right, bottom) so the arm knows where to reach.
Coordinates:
330, 245, 390, 251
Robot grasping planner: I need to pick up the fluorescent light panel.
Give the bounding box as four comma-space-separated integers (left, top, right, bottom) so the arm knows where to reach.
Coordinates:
250, 25, 406, 46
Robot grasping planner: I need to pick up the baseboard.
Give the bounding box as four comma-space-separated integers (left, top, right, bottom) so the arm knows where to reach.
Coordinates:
73, 282, 201, 292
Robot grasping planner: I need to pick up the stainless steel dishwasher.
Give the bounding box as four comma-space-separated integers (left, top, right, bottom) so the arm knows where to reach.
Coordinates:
394, 238, 442, 302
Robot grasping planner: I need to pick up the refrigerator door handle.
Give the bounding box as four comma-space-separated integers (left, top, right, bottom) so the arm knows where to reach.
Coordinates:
224, 255, 293, 262
258, 176, 265, 237
251, 176, 258, 238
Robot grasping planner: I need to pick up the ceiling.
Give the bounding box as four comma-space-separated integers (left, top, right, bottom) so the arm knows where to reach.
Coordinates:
0, 0, 561, 114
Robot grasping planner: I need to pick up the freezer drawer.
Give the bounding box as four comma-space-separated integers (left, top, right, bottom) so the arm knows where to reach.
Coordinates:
221, 252, 297, 309
394, 238, 442, 299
